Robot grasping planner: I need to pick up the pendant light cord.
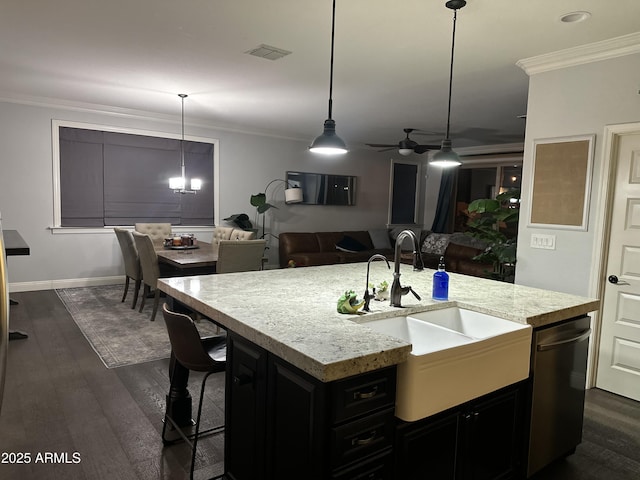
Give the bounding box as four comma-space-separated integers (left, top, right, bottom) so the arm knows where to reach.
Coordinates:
327, 0, 337, 120
445, 8, 458, 140
179, 93, 187, 176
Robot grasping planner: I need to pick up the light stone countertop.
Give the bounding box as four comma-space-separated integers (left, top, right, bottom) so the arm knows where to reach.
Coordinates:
158, 262, 600, 382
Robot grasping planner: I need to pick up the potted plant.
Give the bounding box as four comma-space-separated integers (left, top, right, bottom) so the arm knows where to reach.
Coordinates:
465, 189, 520, 282
224, 213, 254, 231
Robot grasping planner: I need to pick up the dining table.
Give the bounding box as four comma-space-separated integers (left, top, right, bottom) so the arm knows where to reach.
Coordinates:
155, 240, 218, 276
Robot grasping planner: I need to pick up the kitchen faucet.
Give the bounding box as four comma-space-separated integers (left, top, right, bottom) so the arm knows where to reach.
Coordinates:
363, 254, 391, 312
390, 230, 423, 307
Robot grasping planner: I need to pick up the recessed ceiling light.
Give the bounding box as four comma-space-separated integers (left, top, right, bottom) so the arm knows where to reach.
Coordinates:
559, 11, 591, 23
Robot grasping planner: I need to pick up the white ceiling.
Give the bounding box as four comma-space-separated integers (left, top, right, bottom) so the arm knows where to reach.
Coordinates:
2, 0, 639, 150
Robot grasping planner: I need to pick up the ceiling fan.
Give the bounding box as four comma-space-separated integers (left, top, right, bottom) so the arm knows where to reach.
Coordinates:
366, 128, 441, 156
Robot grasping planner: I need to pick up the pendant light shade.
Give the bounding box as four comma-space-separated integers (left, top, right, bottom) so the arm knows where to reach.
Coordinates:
309, 119, 347, 154
430, 0, 466, 168
169, 94, 202, 193
309, 0, 347, 155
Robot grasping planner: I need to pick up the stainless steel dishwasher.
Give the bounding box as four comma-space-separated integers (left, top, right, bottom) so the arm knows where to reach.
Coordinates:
527, 315, 592, 477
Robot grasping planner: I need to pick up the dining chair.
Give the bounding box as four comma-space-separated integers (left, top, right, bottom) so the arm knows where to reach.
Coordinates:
230, 228, 256, 241
132, 231, 162, 321
134, 223, 172, 247
113, 228, 142, 309
211, 226, 234, 252
161, 304, 226, 480
216, 239, 266, 274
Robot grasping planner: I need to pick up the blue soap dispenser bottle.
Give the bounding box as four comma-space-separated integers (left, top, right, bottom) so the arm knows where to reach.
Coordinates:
432, 256, 449, 301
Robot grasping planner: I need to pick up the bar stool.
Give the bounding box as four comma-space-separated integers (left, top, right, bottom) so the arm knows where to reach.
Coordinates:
161, 304, 226, 479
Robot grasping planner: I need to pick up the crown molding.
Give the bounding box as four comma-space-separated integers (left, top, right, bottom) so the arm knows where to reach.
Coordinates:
517, 31, 640, 76
0, 92, 308, 143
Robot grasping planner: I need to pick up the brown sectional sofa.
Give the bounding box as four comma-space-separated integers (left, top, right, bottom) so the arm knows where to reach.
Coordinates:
279, 231, 393, 268
279, 230, 494, 279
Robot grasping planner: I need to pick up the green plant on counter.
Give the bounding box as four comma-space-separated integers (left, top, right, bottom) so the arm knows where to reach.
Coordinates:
466, 189, 519, 282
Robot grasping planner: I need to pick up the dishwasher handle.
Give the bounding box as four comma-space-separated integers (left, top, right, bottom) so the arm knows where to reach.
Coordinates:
537, 329, 591, 352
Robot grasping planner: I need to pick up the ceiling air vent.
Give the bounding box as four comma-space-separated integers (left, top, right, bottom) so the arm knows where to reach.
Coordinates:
245, 44, 292, 61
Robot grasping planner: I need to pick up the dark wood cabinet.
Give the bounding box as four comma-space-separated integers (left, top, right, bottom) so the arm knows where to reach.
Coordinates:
395, 383, 525, 480
460, 387, 523, 480
267, 356, 327, 479
224, 333, 268, 480
396, 410, 460, 479
225, 332, 397, 480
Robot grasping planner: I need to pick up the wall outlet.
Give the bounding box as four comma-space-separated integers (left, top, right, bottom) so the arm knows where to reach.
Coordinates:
531, 233, 556, 250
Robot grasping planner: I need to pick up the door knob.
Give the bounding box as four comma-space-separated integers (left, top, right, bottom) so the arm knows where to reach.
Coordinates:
608, 275, 630, 285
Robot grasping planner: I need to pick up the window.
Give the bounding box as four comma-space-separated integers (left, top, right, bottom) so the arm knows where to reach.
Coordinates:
388, 160, 421, 225
454, 163, 522, 232
53, 122, 218, 228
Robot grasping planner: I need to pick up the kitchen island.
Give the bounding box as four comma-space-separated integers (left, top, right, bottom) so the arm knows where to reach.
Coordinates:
158, 262, 599, 479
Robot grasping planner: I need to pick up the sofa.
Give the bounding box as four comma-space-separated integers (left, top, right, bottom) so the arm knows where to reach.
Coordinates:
279, 230, 394, 268
418, 232, 492, 278
279, 229, 494, 278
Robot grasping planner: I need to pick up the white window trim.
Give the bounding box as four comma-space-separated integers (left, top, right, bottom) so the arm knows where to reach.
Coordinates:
50, 119, 220, 233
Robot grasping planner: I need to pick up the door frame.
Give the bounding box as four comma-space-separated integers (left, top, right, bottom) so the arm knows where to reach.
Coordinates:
588, 121, 640, 387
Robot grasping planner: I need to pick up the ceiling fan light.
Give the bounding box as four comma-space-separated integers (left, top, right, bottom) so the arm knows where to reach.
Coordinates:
430, 139, 462, 167
309, 119, 348, 155
398, 148, 414, 156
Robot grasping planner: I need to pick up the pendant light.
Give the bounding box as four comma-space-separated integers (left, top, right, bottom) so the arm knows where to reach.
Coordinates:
309, 0, 347, 155
169, 94, 202, 193
430, 0, 466, 168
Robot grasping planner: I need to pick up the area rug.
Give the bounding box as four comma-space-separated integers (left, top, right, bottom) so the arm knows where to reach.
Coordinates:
56, 284, 218, 369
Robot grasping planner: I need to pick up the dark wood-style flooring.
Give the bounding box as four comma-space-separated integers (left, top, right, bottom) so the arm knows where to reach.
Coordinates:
1, 290, 639, 479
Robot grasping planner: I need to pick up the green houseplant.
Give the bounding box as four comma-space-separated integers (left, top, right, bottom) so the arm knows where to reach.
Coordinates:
465, 189, 520, 282
224, 193, 279, 236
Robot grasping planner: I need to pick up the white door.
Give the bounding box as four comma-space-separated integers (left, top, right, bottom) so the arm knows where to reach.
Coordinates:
596, 132, 640, 401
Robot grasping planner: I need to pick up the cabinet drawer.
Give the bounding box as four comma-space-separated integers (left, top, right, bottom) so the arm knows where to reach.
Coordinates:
331, 448, 394, 480
331, 367, 396, 423
331, 408, 395, 469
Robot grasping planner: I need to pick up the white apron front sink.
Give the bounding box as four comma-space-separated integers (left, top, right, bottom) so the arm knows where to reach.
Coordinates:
363, 307, 532, 421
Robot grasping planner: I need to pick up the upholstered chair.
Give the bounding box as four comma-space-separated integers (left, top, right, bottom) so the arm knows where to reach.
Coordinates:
211, 226, 234, 252
132, 231, 162, 321
113, 228, 142, 309
216, 240, 266, 274
229, 229, 256, 241
134, 223, 172, 247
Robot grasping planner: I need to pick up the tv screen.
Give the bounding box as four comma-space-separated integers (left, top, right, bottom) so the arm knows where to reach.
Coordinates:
286, 171, 356, 206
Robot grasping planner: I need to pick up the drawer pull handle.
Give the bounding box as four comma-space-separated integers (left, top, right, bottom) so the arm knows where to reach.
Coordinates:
354, 386, 378, 400
233, 374, 253, 386
352, 430, 377, 446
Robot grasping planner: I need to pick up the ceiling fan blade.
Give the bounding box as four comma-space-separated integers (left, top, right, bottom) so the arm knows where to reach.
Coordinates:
414, 144, 441, 154
365, 143, 397, 148
460, 150, 524, 159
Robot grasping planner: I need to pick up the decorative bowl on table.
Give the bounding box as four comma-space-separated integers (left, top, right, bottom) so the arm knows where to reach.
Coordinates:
164, 234, 199, 249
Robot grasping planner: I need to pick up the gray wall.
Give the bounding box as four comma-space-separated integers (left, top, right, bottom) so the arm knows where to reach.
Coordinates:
0, 100, 392, 290
515, 52, 640, 296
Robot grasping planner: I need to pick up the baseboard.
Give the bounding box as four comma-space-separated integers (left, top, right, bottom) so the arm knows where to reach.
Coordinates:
9, 276, 125, 292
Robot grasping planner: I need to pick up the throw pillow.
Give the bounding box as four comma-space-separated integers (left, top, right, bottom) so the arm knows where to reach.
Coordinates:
336, 235, 367, 253
368, 229, 392, 250
421, 233, 451, 255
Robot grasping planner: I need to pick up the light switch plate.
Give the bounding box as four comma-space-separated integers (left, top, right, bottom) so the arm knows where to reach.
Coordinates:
531, 233, 556, 250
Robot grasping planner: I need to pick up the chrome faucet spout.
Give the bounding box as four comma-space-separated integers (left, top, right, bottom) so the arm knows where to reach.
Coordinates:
364, 254, 391, 312
390, 230, 423, 307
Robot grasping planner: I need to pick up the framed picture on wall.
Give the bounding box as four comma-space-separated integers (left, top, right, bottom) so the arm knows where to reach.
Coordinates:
528, 134, 595, 231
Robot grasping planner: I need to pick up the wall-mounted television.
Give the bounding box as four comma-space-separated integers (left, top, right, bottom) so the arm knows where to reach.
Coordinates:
286, 171, 356, 206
